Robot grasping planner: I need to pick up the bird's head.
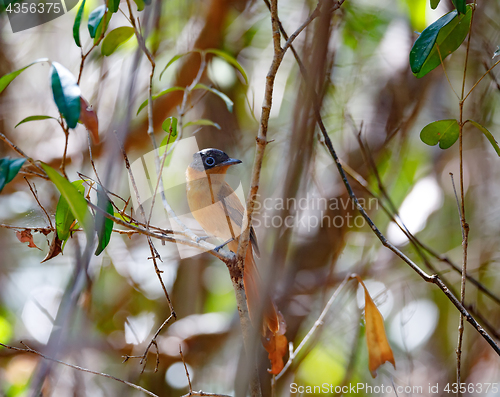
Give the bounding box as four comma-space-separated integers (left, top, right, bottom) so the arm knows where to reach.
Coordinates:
187, 148, 242, 176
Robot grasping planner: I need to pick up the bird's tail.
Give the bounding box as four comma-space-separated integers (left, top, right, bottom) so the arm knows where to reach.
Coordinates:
243, 246, 287, 375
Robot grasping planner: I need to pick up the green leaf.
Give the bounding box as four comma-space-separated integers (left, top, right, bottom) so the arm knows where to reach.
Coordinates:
161, 116, 178, 139
101, 26, 135, 56
132, 0, 144, 11
205, 49, 248, 84
410, 5, 472, 78
0, 158, 26, 193
159, 117, 178, 165
114, 212, 139, 226
41, 163, 94, 237
184, 119, 221, 130
56, 180, 85, 241
109, 0, 120, 13
452, 0, 466, 14
93, 8, 112, 44
430, 0, 440, 9
0, 58, 49, 94
136, 86, 185, 115
15, 115, 58, 128
88, 5, 106, 38
94, 184, 113, 256
51, 62, 81, 129
73, 0, 86, 47
159, 53, 190, 80
468, 120, 500, 157
420, 119, 460, 149
194, 83, 233, 112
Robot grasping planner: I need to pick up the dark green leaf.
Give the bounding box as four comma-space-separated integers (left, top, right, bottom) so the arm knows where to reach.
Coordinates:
15, 115, 58, 128
94, 9, 112, 44
136, 86, 185, 115
0, 58, 49, 94
468, 120, 500, 157
94, 184, 113, 256
101, 26, 135, 56
452, 0, 466, 14
41, 163, 94, 237
184, 119, 221, 130
56, 180, 85, 241
193, 84, 233, 112
205, 49, 248, 84
161, 116, 178, 140
109, 0, 120, 13
88, 5, 105, 38
410, 5, 472, 78
51, 62, 81, 129
73, 0, 86, 47
420, 119, 460, 149
430, 0, 440, 9
0, 158, 26, 193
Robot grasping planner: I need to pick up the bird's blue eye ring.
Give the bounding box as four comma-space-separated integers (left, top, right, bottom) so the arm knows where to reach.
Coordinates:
205, 157, 215, 166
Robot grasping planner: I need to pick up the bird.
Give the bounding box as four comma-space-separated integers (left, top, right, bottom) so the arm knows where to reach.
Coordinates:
186, 148, 287, 373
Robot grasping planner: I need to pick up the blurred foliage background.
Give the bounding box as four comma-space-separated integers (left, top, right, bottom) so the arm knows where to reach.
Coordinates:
1, 0, 500, 396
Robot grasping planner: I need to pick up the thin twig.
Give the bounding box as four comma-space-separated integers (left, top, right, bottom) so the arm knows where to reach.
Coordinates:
24, 178, 53, 229
463, 57, 500, 102
60, 121, 70, 179
456, 7, 475, 387
270, 2, 500, 356
275, 273, 352, 380
0, 342, 159, 397
179, 345, 193, 392
0, 132, 47, 176
340, 163, 500, 310
180, 393, 232, 397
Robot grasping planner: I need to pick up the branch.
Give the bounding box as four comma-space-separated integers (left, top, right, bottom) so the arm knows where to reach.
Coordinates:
270, 0, 500, 357
0, 132, 47, 177
0, 342, 158, 397
275, 274, 352, 380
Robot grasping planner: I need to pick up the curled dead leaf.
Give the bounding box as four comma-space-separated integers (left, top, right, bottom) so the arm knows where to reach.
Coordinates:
80, 97, 99, 144
41, 233, 63, 263
356, 275, 395, 378
262, 311, 288, 375
16, 229, 41, 250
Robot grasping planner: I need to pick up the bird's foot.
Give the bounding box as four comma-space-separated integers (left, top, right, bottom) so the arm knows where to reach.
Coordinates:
214, 237, 234, 252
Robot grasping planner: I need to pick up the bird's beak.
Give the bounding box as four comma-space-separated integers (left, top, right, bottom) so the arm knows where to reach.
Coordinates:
219, 158, 242, 167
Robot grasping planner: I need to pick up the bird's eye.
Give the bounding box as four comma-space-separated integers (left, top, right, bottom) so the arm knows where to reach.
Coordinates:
204, 157, 215, 166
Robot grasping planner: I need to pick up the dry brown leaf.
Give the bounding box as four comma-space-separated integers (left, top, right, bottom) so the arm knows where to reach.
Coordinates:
80, 97, 99, 144
357, 276, 395, 378
41, 233, 63, 263
262, 311, 287, 375
16, 229, 41, 250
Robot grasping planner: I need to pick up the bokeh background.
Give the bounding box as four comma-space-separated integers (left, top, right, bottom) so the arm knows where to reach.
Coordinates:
1, 0, 500, 395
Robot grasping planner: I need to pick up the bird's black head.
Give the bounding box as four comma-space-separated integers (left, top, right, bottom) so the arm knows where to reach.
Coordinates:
189, 148, 242, 172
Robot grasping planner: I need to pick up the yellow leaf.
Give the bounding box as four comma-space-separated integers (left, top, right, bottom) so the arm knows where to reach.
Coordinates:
357, 276, 395, 378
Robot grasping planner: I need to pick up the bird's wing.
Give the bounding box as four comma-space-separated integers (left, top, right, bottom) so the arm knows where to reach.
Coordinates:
218, 182, 260, 258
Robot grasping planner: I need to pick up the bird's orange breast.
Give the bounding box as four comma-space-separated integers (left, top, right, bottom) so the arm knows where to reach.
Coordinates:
186, 174, 242, 242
